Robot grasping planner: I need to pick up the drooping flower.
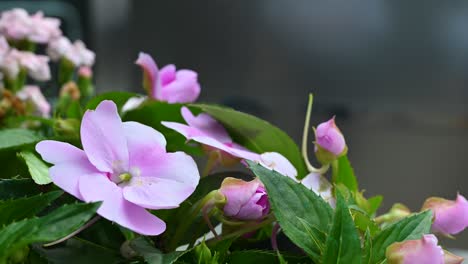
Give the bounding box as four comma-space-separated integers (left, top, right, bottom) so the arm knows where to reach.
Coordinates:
135, 52, 201, 103
162, 107, 297, 177
47, 36, 95, 66
314, 117, 347, 164
385, 234, 444, 264
16, 85, 50, 117
218, 177, 270, 221
0, 8, 61, 43
421, 194, 468, 235
36, 100, 200, 235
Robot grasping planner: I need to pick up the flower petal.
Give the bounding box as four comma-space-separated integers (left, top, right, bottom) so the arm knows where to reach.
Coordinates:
123, 121, 166, 156
259, 152, 297, 178
79, 173, 165, 235
135, 52, 159, 99
160, 70, 200, 103
181, 107, 231, 143
36, 140, 87, 164
81, 100, 128, 173
219, 177, 260, 217
123, 177, 196, 210
49, 159, 98, 200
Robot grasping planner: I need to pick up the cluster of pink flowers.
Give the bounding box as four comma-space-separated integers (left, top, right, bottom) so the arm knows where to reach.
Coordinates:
47, 36, 95, 67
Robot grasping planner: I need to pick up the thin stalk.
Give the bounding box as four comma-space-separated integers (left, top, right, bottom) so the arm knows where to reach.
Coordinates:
43, 216, 101, 247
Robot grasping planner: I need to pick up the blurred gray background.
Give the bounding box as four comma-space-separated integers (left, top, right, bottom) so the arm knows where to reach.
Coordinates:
2, 0, 467, 249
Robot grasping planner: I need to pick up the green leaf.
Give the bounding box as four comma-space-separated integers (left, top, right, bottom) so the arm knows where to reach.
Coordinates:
363, 210, 433, 264
0, 128, 43, 150
124, 101, 203, 155
0, 191, 62, 226
228, 250, 308, 264
322, 192, 362, 264
129, 237, 189, 264
332, 155, 358, 192
32, 238, 123, 264
367, 195, 383, 216
18, 151, 51, 185
85, 91, 137, 110
192, 104, 307, 178
352, 210, 380, 237
248, 161, 333, 262
0, 202, 100, 262
0, 178, 40, 200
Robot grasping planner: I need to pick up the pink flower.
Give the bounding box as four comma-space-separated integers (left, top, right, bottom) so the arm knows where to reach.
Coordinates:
0, 8, 61, 43
0, 36, 9, 59
17, 85, 51, 117
385, 234, 444, 264
47, 37, 95, 66
0, 50, 20, 78
314, 117, 347, 163
219, 177, 269, 221
421, 194, 468, 235
16, 50, 51, 81
162, 107, 297, 177
135, 52, 201, 103
36, 100, 200, 235
300, 172, 334, 206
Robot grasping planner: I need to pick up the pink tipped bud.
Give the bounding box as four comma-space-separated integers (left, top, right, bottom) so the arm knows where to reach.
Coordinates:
386, 234, 444, 264
314, 117, 347, 164
219, 177, 270, 221
78, 66, 92, 78
421, 194, 468, 235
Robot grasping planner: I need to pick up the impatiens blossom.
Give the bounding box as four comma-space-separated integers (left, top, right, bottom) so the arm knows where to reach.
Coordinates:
421, 194, 468, 235
16, 85, 50, 117
314, 117, 347, 163
219, 177, 269, 221
122, 96, 146, 113
0, 8, 61, 43
0, 36, 9, 60
47, 36, 95, 66
162, 107, 297, 177
136, 52, 201, 103
36, 100, 200, 235
385, 234, 444, 264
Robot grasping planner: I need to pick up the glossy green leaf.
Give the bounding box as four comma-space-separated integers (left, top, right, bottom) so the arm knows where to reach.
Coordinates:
18, 151, 51, 185
322, 192, 362, 264
85, 91, 137, 111
248, 161, 333, 262
0, 128, 43, 150
129, 237, 189, 264
228, 250, 309, 264
0, 178, 41, 200
0, 202, 100, 262
32, 238, 123, 264
0, 191, 62, 226
363, 210, 433, 264
332, 155, 358, 192
192, 104, 307, 178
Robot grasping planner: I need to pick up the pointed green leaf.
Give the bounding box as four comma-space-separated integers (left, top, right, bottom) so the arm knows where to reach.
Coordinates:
0, 179, 40, 200
0, 191, 62, 226
0, 202, 100, 262
332, 155, 358, 192
363, 210, 433, 264
18, 151, 51, 185
248, 161, 332, 262
192, 104, 307, 178
129, 237, 189, 264
322, 192, 362, 264
0, 129, 43, 150
228, 250, 308, 264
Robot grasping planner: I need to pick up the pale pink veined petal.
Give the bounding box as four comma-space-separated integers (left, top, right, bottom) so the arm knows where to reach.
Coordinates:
135, 52, 160, 99
123, 121, 166, 156
259, 152, 297, 178
219, 177, 260, 217
159, 64, 176, 86
123, 177, 196, 210
81, 100, 129, 173
36, 140, 87, 164
79, 173, 165, 235
181, 106, 231, 143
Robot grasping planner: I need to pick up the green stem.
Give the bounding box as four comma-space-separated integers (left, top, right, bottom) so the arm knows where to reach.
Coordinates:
331, 159, 339, 183
202, 151, 220, 177
301, 94, 330, 177
43, 216, 101, 247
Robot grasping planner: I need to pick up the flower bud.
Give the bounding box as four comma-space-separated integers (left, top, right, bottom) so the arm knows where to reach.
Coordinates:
385, 234, 444, 264
421, 194, 468, 235
314, 117, 347, 164
219, 177, 269, 221
375, 203, 411, 227
77, 66, 94, 99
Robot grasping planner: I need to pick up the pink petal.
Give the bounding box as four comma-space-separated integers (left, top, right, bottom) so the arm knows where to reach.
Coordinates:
181, 107, 231, 143
79, 173, 165, 235
49, 159, 99, 200
160, 70, 200, 103
81, 100, 129, 173
123, 177, 196, 210
423, 194, 468, 235
36, 140, 87, 164
135, 52, 159, 99
220, 177, 260, 217
123, 121, 166, 156
315, 117, 346, 155
234, 192, 265, 220
386, 234, 444, 264
259, 152, 298, 178
130, 151, 199, 188
159, 64, 176, 86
